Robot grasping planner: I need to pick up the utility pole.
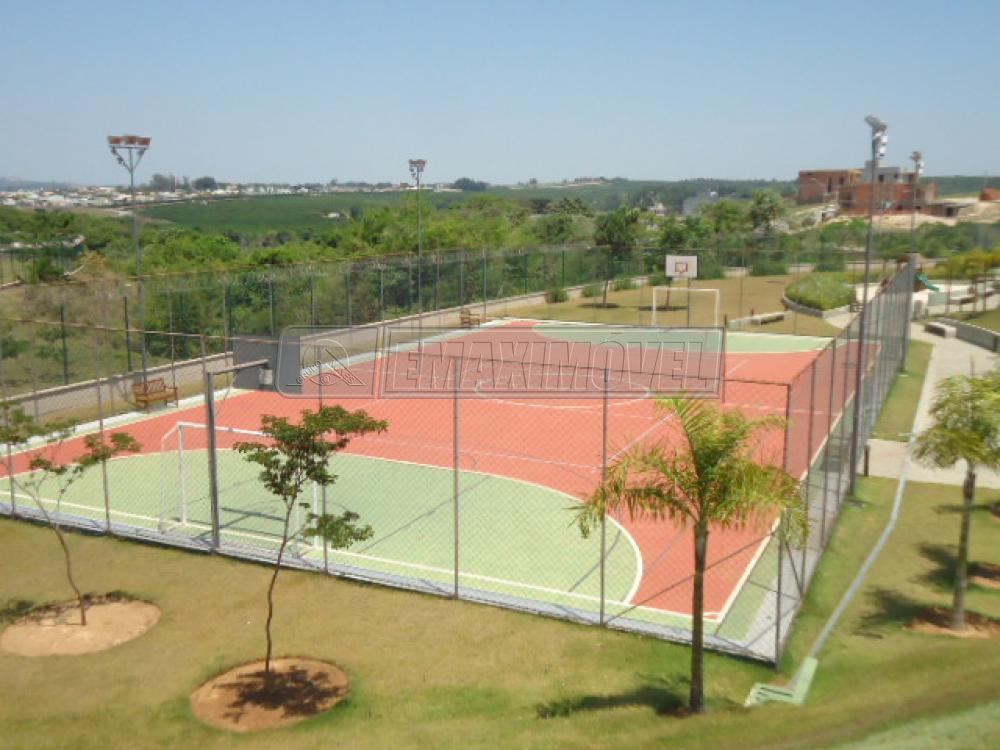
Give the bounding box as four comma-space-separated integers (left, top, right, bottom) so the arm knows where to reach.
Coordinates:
903, 151, 924, 366
408, 159, 427, 340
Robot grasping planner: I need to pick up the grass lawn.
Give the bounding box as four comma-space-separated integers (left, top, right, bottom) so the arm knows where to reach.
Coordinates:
512, 275, 844, 338
2, 472, 998, 749
945, 307, 1000, 334
870, 340, 934, 441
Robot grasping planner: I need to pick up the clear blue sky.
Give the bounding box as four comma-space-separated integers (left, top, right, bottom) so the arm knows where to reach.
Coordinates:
3, 0, 997, 185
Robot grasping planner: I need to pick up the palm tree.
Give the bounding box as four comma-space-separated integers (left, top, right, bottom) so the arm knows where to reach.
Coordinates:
577, 398, 803, 714
913, 370, 1000, 629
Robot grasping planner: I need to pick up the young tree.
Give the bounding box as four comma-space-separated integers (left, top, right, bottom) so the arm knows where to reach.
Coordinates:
0, 404, 140, 625
913, 370, 1000, 629
576, 399, 803, 713
234, 406, 388, 674
593, 207, 640, 307
748, 190, 785, 235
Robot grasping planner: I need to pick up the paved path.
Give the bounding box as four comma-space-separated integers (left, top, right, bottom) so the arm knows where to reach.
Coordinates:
867, 324, 1000, 488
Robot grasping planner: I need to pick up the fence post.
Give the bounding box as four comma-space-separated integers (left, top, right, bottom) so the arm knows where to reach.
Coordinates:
346, 263, 353, 326
802, 361, 818, 580
482, 249, 488, 319
453, 354, 462, 599
317, 349, 329, 573
204, 370, 221, 550
600, 366, 609, 626
123, 295, 133, 372
93, 337, 112, 533
774, 525, 785, 669
59, 303, 70, 385
0, 340, 14, 517
821, 340, 838, 546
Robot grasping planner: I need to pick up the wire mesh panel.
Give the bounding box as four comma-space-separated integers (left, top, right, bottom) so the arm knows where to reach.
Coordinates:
0, 264, 915, 664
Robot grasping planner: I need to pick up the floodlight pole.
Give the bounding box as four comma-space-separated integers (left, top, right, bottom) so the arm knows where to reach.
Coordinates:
108, 135, 151, 382
409, 159, 426, 337
849, 116, 887, 494
203, 358, 272, 550
903, 151, 923, 368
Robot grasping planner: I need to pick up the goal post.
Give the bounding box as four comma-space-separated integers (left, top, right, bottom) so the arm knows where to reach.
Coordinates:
650, 286, 720, 327
158, 421, 322, 552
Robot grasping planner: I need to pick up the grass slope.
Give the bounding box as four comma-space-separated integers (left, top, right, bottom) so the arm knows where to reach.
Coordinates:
870, 340, 934, 441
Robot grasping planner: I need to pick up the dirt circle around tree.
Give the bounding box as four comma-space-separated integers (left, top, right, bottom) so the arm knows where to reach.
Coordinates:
0, 598, 160, 657
906, 606, 1000, 639
190, 657, 350, 732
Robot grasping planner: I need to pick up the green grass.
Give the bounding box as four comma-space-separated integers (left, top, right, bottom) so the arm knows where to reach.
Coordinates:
514, 274, 845, 337
2, 472, 998, 748
870, 340, 934, 441
945, 307, 1000, 334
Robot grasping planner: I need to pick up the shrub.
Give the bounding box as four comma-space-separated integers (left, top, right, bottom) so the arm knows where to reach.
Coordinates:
815, 251, 846, 272
612, 276, 635, 291
581, 283, 602, 298
545, 287, 568, 303
750, 257, 789, 276
696, 254, 726, 280
647, 272, 669, 287
785, 272, 855, 311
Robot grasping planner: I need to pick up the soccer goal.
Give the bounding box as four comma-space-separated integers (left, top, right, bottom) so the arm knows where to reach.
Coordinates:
650, 286, 721, 327
158, 421, 323, 552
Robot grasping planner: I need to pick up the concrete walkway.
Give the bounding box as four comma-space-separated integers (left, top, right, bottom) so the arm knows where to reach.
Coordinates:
867, 324, 1000, 488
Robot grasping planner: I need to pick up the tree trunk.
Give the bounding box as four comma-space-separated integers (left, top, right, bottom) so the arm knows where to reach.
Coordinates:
265, 502, 295, 674
30, 491, 86, 625
689, 524, 708, 713
602, 278, 610, 308
952, 465, 975, 630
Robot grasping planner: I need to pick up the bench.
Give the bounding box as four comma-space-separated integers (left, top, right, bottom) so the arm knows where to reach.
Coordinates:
459, 308, 483, 328
750, 311, 785, 325
132, 377, 179, 409
924, 321, 957, 339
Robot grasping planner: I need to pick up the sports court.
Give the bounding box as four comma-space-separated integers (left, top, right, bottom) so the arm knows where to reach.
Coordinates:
5, 318, 853, 651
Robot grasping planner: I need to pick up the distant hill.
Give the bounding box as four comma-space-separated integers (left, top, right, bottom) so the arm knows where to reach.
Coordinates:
928, 175, 1000, 197
0, 177, 86, 191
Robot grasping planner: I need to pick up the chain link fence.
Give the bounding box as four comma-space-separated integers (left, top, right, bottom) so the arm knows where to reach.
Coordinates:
0, 264, 913, 663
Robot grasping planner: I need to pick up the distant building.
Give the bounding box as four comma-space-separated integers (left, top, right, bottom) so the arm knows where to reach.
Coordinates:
798, 165, 938, 215
981, 187, 1000, 202
797, 169, 862, 203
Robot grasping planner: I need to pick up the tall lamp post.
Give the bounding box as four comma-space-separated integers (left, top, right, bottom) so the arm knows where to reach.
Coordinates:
903, 150, 924, 364
408, 158, 427, 337
108, 134, 151, 381
849, 115, 888, 493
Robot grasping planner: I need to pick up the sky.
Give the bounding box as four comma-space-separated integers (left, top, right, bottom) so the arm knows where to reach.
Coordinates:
3, 0, 998, 186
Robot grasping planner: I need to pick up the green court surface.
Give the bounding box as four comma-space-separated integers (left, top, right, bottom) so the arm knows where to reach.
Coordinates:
14, 451, 646, 620
528, 322, 829, 353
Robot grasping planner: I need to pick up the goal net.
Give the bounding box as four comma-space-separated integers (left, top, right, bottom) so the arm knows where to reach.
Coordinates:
158, 421, 323, 553
649, 286, 720, 327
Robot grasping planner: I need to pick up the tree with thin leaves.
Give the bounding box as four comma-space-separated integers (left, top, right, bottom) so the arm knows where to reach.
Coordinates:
913, 370, 1000, 630
575, 398, 803, 713
0, 403, 140, 625
234, 406, 388, 675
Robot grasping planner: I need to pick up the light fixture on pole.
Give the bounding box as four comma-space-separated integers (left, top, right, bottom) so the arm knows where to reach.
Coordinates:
849, 116, 887, 493
902, 150, 924, 365
108, 134, 151, 382
408, 158, 427, 340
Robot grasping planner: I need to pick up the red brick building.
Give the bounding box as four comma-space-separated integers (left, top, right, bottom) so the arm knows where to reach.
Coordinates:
798, 167, 938, 215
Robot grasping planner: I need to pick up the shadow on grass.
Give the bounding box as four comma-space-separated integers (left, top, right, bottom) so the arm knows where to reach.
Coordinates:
223, 666, 347, 722
536, 675, 689, 719
854, 588, 926, 638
